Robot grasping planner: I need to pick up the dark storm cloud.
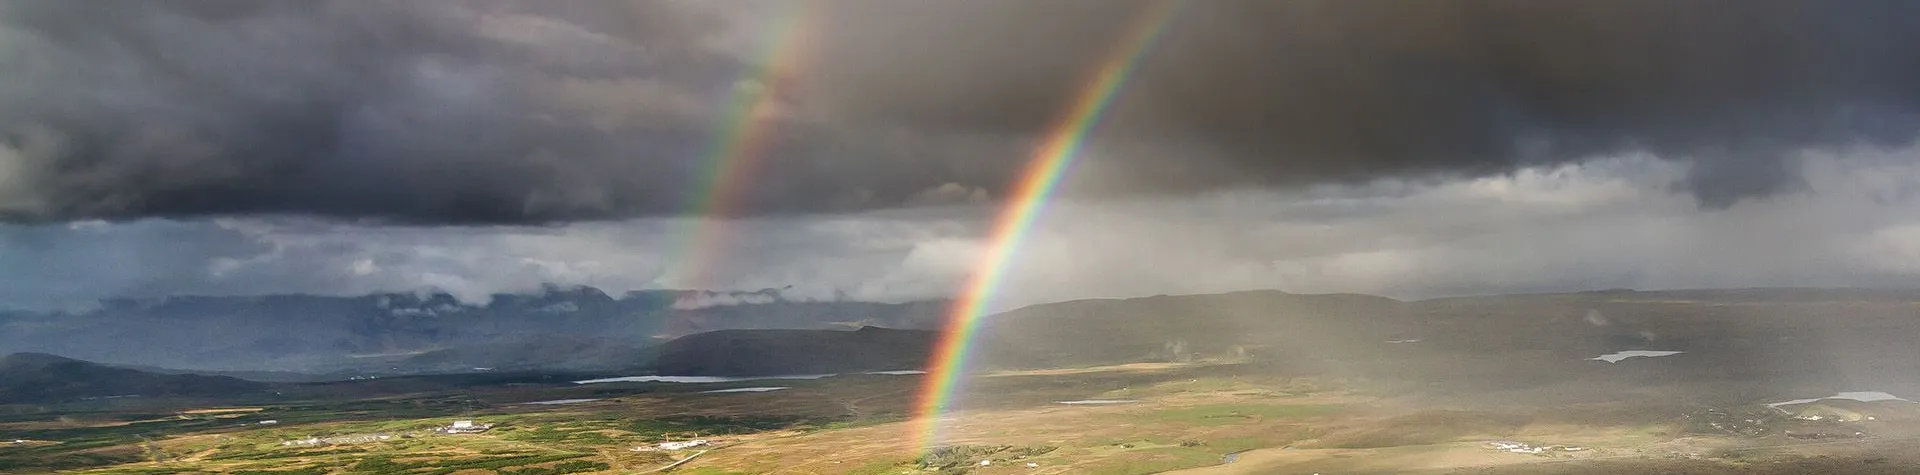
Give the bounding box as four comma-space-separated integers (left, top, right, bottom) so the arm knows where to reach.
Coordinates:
3, 0, 1920, 224
798, 0, 1920, 207
0, 0, 761, 224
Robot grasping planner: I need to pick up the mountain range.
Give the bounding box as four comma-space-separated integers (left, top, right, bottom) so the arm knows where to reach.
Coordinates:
0, 285, 946, 374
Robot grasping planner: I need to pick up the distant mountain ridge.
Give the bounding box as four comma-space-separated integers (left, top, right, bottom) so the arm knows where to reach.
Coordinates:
0, 353, 266, 403
9, 286, 1920, 379
0, 285, 947, 374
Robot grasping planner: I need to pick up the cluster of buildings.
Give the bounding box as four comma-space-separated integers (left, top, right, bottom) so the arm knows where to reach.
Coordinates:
632, 439, 711, 451
658, 439, 710, 450
1485, 440, 1586, 456
436, 420, 493, 434
281, 434, 397, 447
282, 437, 324, 447
1787, 404, 1873, 422
279, 420, 492, 447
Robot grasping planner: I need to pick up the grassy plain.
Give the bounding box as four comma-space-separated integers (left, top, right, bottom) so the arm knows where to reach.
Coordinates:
8, 361, 1920, 474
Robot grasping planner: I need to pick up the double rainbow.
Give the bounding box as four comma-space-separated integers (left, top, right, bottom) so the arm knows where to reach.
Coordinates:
909, 0, 1184, 452
653, 0, 1181, 451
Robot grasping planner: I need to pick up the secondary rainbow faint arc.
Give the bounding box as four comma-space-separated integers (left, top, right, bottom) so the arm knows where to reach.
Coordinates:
661, 4, 811, 290
909, 0, 1185, 452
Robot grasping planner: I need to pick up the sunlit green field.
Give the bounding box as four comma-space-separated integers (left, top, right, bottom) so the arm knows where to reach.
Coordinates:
0, 364, 1342, 474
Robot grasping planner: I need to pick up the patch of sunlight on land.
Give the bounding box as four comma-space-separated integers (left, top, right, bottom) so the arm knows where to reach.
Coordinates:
1162, 442, 1538, 475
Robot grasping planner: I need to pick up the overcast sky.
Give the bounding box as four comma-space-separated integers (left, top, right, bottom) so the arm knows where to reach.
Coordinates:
5, 1, 1920, 310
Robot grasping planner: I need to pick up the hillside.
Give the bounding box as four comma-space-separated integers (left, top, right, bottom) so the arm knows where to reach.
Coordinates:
646, 327, 935, 376
0, 353, 267, 404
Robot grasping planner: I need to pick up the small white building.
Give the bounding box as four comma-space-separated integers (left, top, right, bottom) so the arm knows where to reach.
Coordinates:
258, 420, 279, 425
439, 420, 493, 434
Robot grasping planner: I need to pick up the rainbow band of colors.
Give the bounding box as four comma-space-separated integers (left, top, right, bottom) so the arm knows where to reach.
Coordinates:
661, 4, 809, 290
909, 0, 1185, 452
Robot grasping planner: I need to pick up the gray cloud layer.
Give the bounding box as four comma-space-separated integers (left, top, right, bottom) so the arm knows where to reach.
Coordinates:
3, 0, 1920, 224
7, 153, 1920, 311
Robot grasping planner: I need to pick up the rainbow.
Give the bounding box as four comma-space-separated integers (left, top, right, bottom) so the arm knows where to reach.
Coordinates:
909, 0, 1183, 452
661, 4, 811, 290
